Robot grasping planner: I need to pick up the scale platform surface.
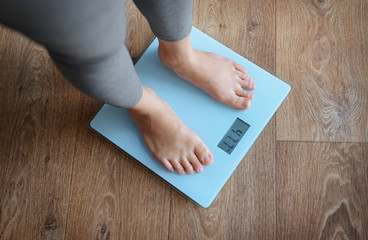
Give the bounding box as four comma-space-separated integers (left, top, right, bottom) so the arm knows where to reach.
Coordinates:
90, 27, 291, 208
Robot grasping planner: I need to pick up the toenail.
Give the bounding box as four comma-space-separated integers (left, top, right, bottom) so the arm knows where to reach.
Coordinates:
199, 166, 204, 172
203, 155, 211, 163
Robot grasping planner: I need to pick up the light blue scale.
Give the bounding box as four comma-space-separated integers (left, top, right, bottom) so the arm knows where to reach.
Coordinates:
90, 27, 291, 208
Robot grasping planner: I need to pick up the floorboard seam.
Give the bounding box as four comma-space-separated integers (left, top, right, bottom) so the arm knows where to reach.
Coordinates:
167, 189, 172, 240
275, 1, 279, 239
63, 117, 80, 240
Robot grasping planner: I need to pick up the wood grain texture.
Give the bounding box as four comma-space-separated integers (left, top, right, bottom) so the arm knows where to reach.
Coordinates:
64, 99, 171, 240
276, 142, 368, 239
168, 0, 277, 239
1, 0, 367, 239
193, 0, 276, 71
125, 0, 154, 63
276, 0, 368, 142
64, 2, 171, 240
0, 26, 79, 239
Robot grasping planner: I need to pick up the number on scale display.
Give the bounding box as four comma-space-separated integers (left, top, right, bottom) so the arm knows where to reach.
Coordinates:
217, 118, 250, 154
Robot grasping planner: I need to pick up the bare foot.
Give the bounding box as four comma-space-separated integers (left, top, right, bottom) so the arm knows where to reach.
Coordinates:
127, 86, 213, 175
158, 35, 256, 110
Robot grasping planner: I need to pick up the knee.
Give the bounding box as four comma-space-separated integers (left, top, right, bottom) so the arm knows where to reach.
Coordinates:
49, 32, 126, 64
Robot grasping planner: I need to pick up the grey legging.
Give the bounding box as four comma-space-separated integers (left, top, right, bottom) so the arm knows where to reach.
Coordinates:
0, 0, 194, 108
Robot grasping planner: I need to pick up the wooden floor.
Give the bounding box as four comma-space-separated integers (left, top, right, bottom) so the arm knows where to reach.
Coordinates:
1, 0, 367, 239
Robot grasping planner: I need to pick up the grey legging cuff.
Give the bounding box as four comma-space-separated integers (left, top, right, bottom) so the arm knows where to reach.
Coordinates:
0, 0, 193, 108
134, 0, 194, 42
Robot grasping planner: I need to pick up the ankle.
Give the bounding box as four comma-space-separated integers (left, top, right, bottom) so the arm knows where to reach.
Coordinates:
158, 35, 195, 69
127, 86, 154, 118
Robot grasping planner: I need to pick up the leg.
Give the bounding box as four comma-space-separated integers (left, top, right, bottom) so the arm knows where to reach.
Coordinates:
0, 0, 142, 108
127, 0, 214, 174
132, 0, 194, 41
134, 0, 256, 110
0, 0, 211, 174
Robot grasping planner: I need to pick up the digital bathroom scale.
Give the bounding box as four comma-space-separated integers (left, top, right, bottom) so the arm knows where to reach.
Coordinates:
90, 27, 291, 208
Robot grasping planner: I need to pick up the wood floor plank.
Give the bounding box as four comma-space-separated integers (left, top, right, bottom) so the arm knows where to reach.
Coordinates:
125, 0, 154, 64
276, 141, 368, 239
276, 0, 368, 142
193, 0, 276, 71
64, 2, 171, 239
0, 26, 79, 240
2, 1, 367, 240
64, 99, 171, 240
169, 1, 277, 239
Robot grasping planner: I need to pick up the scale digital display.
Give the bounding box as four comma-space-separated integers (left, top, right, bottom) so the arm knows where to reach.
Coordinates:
218, 118, 250, 154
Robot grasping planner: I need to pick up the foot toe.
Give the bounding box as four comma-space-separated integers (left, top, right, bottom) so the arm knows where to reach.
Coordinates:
162, 159, 174, 172
243, 98, 251, 109
236, 71, 249, 81
230, 95, 251, 110
171, 160, 185, 175
236, 88, 254, 100
180, 158, 194, 174
188, 155, 204, 173
194, 144, 213, 166
237, 75, 256, 90
234, 63, 247, 73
